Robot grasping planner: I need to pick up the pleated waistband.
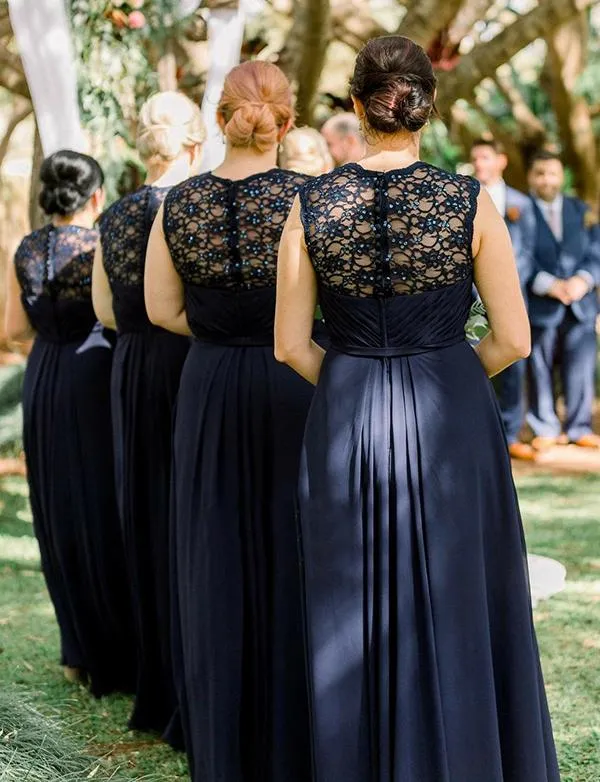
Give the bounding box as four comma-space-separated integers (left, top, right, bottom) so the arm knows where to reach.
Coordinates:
330, 336, 465, 357
193, 335, 274, 347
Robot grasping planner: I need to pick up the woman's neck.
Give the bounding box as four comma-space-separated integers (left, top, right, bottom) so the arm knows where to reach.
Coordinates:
213, 144, 279, 181
52, 209, 96, 229
360, 131, 420, 171
146, 154, 193, 188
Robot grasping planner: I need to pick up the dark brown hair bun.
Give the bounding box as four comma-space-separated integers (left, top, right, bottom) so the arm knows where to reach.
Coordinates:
350, 36, 436, 135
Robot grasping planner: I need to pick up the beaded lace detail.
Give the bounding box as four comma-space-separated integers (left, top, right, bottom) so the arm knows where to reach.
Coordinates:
14, 224, 98, 301
163, 169, 308, 289
99, 185, 169, 287
300, 162, 480, 298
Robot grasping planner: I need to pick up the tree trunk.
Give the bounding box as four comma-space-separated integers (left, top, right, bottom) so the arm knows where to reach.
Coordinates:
0, 100, 31, 169
280, 0, 330, 126
398, 0, 465, 49
545, 14, 598, 205
29, 123, 45, 232
436, 0, 595, 119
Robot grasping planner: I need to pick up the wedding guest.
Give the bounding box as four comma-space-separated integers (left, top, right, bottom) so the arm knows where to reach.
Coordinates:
527, 149, 600, 449
276, 35, 559, 782
5, 150, 136, 696
471, 138, 537, 460
93, 92, 204, 743
320, 111, 365, 166
145, 61, 312, 782
280, 126, 333, 176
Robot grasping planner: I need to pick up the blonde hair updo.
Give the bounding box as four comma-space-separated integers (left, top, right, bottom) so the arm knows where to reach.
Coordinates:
280, 127, 333, 176
218, 61, 294, 153
136, 91, 205, 165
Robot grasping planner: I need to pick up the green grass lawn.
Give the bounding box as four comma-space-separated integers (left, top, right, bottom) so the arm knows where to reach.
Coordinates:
1, 471, 599, 781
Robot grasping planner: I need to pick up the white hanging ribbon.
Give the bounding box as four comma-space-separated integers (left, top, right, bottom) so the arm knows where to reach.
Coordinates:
8, 0, 86, 156
195, 0, 265, 171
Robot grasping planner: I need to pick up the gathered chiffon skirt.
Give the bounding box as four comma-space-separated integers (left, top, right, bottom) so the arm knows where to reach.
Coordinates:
171, 340, 313, 782
298, 341, 560, 782
111, 328, 189, 738
23, 334, 136, 697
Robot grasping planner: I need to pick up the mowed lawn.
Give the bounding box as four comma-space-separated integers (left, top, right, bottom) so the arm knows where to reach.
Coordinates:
1, 470, 600, 781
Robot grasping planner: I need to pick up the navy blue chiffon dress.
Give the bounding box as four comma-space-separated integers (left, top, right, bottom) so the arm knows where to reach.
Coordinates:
297, 162, 560, 782
163, 169, 313, 782
15, 224, 136, 697
99, 185, 189, 741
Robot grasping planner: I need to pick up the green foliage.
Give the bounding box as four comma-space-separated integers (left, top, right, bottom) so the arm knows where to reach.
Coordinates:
68, 0, 181, 203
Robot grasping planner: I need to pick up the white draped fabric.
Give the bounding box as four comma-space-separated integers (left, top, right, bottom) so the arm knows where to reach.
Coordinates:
9, 0, 263, 168
198, 0, 264, 171
8, 0, 86, 156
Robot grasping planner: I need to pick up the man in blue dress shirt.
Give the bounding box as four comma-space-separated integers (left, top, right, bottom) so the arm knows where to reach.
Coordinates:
527, 149, 600, 450
471, 139, 537, 460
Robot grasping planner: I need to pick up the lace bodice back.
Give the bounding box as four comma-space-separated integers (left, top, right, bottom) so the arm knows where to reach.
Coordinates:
300, 162, 480, 298
100, 185, 169, 287
163, 169, 308, 289
15, 225, 97, 302
300, 163, 480, 354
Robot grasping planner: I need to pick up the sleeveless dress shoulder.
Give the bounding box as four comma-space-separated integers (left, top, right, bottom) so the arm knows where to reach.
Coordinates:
99, 185, 190, 743
16, 224, 135, 697
163, 168, 314, 782
297, 162, 560, 782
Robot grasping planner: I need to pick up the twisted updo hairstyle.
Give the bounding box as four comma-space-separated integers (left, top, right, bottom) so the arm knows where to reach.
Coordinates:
136, 91, 205, 165
218, 61, 294, 153
350, 36, 436, 135
39, 150, 104, 217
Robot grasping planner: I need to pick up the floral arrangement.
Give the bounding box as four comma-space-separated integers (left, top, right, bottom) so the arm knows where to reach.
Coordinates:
105, 0, 148, 31
68, 0, 181, 202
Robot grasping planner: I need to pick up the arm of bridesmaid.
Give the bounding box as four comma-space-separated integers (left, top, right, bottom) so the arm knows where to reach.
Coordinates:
275, 195, 325, 386
472, 188, 531, 377
92, 245, 117, 330
145, 203, 192, 337
4, 252, 34, 343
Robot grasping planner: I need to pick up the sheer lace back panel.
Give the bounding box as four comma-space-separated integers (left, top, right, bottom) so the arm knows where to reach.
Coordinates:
300, 162, 480, 298
100, 185, 169, 288
14, 225, 99, 342
163, 169, 309, 289
15, 225, 98, 302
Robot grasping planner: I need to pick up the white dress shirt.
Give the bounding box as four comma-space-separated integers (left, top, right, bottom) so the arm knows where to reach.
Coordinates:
485, 180, 507, 217
531, 193, 594, 296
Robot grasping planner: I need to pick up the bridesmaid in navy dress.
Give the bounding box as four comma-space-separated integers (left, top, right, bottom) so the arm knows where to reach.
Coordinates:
276, 37, 560, 782
145, 62, 312, 782
5, 150, 135, 697
93, 92, 204, 741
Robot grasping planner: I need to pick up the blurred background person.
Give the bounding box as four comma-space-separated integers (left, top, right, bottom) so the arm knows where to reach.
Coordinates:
320, 111, 365, 167
471, 138, 537, 461
145, 61, 313, 782
527, 150, 600, 450
5, 150, 136, 696
280, 126, 333, 176
92, 92, 204, 745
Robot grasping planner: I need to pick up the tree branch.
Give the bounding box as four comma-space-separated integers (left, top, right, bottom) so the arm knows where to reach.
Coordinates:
398, 0, 465, 49
436, 0, 596, 118
0, 100, 31, 169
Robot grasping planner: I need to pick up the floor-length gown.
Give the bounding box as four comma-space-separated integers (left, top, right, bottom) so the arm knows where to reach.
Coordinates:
15, 225, 136, 697
163, 169, 313, 782
99, 185, 189, 741
297, 162, 561, 782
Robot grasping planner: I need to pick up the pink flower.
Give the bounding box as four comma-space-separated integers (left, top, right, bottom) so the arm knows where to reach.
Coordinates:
128, 10, 146, 28
129, 0, 144, 8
